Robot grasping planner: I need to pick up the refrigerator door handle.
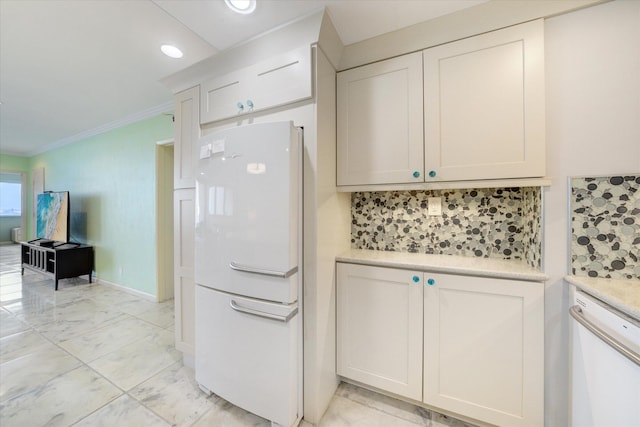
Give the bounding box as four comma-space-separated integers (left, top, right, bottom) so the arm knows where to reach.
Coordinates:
229, 262, 298, 279
229, 300, 298, 323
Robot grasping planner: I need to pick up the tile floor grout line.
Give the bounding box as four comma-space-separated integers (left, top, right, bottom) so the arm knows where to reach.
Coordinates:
124, 359, 196, 426
1, 244, 476, 427
39, 311, 177, 426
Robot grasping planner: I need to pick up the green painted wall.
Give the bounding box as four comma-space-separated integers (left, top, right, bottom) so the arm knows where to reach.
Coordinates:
29, 115, 174, 297
0, 154, 29, 172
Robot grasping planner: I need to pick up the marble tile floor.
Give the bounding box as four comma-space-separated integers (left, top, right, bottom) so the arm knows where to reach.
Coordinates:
0, 244, 476, 427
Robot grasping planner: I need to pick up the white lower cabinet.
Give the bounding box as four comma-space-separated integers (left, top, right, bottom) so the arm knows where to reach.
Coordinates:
337, 263, 544, 427
336, 263, 423, 400
423, 272, 544, 427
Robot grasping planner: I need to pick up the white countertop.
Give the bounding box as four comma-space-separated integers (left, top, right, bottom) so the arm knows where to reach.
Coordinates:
337, 249, 549, 282
565, 275, 640, 321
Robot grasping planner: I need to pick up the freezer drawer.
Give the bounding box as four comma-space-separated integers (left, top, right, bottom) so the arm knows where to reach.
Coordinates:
195, 285, 299, 426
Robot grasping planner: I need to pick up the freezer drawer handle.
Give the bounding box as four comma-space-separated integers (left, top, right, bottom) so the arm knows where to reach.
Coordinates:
229, 300, 298, 323
570, 305, 640, 367
229, 262, 298, 279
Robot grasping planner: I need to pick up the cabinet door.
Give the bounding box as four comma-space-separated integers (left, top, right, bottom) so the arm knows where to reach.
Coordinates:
337, 53, 424, 186
423, 273, 544, 427
248, 46, 312, 116
174, 87, 200, 189
200, 46, 312, 125
423, 20, 545, 181
200, 71, 247, 125
337, 263, 423, 400
174, 188, 195, 355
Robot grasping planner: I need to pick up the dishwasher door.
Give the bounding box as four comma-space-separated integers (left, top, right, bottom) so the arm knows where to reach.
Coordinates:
570, 289, 640, 427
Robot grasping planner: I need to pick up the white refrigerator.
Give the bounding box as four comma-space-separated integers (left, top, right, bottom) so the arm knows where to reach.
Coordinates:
194, 121, 302, 427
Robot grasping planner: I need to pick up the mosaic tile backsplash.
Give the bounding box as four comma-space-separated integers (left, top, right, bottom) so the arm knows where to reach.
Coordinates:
571, 175, 640, 280
351, 187, 542, 268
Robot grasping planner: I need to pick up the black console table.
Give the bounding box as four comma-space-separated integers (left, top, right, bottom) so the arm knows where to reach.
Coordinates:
21, 239, 94, 290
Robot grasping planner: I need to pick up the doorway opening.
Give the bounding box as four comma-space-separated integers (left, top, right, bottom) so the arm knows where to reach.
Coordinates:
156, 140, 175, 302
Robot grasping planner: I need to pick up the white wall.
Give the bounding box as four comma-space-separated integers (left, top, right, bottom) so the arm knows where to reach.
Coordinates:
544, 1, 640, 425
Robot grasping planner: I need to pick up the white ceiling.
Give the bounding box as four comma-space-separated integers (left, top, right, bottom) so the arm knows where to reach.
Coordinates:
0, 0, 487, 157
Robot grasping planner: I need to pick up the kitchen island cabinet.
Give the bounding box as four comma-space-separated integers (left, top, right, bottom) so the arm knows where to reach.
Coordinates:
336, 260, 544, 427
337, 20, 545, 188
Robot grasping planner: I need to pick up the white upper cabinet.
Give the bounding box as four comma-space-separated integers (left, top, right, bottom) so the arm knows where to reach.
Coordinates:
423, 20, 545, 181
174, 86, 200, 189
337, 20, 545, 188
337, 52, 424, 186
200, 46, 313, 124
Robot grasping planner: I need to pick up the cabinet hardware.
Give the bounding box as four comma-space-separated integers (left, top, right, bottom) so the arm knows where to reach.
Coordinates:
413, 171, 420, 178
428, 170, 436, 178
412, 275, 420, 283
427, 278, 435, 286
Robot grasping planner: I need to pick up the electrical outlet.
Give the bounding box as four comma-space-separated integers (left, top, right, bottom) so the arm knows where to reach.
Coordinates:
428, 197, 442, 216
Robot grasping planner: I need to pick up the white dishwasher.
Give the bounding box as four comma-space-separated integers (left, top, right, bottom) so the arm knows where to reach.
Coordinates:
570, 288, 640, 427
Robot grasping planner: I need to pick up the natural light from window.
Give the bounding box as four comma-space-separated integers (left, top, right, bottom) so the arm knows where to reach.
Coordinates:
0, 182, 21, 216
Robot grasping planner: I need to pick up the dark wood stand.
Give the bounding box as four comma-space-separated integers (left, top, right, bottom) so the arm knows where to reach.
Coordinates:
21, 239, 94, 290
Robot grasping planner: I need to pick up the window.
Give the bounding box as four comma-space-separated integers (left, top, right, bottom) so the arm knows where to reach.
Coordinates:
0, 180, 22, 217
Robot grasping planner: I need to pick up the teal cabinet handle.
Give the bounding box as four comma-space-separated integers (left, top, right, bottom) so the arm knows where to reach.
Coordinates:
428, 170, 436, 178
237, 102, 244, 110
427, 278, 435, 286
413, 171, 420, 178
412, 275, 420, 283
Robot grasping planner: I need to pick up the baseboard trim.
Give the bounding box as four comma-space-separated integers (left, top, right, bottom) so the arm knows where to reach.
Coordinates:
96, 277, 158, 302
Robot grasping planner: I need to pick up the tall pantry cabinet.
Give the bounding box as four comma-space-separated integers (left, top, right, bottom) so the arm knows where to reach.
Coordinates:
173, 87, 199, 356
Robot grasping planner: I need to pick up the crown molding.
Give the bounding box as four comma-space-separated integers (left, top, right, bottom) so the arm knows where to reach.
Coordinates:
26, 100, 175, 157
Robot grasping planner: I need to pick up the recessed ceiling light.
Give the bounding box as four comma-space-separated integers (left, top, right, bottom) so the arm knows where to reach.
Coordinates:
225, 0, 256, 14
161, 44, 183, 59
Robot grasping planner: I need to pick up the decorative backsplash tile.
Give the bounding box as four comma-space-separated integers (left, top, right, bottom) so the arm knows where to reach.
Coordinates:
571, 175, 640, 280
351, 187, 542, 268
523, 187, 543, 269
